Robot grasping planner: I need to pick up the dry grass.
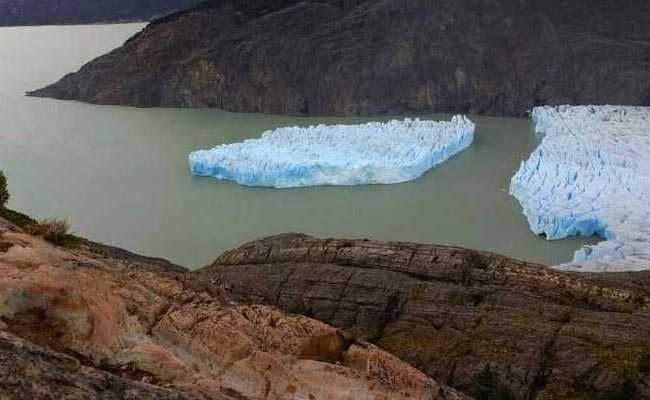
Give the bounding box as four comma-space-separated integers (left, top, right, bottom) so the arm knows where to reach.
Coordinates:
27, 219, 73, 246
0, 207, 34, 228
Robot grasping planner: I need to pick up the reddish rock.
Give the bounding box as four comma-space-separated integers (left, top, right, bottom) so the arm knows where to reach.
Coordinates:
0, 220, 464, 400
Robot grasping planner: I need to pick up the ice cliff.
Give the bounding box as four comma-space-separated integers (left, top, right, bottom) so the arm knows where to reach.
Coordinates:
189, 117, 475, 188
511, 105, 650, 272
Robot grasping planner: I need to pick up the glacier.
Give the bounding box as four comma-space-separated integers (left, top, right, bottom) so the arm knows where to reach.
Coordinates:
510, 105, 650, 272
189, 116, 475, 188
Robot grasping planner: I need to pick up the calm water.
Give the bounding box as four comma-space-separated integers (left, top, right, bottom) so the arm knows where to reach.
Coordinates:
0, 24, 598, 268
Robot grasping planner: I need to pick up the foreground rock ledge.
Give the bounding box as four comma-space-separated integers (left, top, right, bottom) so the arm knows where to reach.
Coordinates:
28, 0, 650, 116
0, 219, 465, 400
199, 234, 650, 399
2, 215, 650, 399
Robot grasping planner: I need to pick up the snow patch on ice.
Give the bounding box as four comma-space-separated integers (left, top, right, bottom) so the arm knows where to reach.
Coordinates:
189, 117, 475, 188
510, 105, 650, 272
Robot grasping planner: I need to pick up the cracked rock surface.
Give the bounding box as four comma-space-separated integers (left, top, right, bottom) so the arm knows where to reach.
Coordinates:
200, 234, 650, 399
3, 212, 650, 399
0, 219, 465, 400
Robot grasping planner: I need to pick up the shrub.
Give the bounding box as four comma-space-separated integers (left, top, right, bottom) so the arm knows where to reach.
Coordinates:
639, 352, 650, 374
596, 379, 637, 400
27, 219, 71, 246
471, 365, 514, 400
0, 171, 9, 207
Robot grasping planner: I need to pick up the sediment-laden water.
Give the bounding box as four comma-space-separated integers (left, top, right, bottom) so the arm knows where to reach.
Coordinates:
0, 23, 599, 268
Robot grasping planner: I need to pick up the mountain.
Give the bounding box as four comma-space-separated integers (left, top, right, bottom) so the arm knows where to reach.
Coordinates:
0, 0, 204, 26
29, 0, 650, 116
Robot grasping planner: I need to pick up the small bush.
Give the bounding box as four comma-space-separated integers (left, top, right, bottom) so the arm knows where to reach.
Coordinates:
639, 352, 650, 374
0, 171, 9, 207
471, 365, 515, 400
27, 219, 71, 246
596, 379, 637, 400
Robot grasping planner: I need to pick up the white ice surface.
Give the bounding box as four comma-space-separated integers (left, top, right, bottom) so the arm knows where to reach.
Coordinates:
511, 105, 650, 272
189, 116, 475, 188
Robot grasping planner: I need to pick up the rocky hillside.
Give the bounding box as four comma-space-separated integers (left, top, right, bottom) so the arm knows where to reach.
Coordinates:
199, 234, 650, 399
0, 217, 464, 400
0, 0, 203, 26
29, 0, 650, 116
2, 210, 650, 399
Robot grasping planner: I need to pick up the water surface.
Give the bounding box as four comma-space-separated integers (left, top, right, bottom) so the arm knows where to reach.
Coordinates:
0, 24, 598, 268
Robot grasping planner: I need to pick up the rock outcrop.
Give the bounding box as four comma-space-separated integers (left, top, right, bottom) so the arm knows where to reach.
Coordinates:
29, 0, 650, 116
200, 234, 650, 399
4, 212, 650, 399
0, 331, 200, 400
0, 219, 464, 400
0, 0, 204, 27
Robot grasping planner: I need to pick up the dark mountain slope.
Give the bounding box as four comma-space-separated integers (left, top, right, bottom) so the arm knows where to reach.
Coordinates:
0, 0, 204, 26
30, 0, 650, 116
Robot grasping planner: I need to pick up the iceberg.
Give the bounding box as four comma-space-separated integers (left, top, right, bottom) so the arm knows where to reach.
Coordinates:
189, 116, 475, 188
511, 105, 650, 272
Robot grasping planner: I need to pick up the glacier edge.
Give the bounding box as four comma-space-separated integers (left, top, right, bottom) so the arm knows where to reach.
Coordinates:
510, 105, 650, 272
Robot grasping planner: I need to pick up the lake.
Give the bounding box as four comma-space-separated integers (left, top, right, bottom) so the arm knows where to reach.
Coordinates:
0, 23, 598, 268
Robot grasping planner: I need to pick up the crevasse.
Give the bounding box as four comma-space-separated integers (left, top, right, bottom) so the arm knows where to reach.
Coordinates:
510, 105, 650, 272
189, 116, 475, 188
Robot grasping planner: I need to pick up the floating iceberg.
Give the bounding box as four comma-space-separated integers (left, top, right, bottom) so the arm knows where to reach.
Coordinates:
511, 105, 650, 272
189, 117, 475, 188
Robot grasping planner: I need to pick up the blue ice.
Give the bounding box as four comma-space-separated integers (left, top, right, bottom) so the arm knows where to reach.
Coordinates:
189, 117, 475, 188
511, 105, 650, 272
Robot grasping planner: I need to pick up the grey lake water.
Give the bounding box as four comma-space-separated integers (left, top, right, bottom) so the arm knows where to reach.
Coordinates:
0, 23, 599, 269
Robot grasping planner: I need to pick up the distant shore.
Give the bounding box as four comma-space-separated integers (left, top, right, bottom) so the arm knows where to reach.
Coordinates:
0, 18, 147, 28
